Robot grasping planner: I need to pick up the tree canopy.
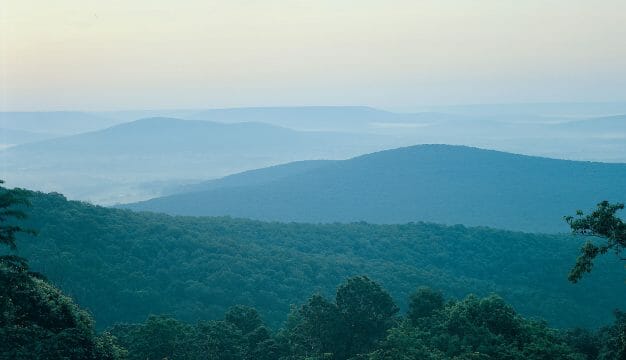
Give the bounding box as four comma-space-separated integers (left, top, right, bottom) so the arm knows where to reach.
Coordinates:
109, 277, 626, 359
1, 184, 625, 359
13, 190, 626, 329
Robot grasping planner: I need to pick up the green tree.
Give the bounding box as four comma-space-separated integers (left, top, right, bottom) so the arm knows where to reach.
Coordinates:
594, 310, 626, 360
365, 324, 446, 360
336, 276, 399, 358
407, 287, 444, 325
364, 291, 587, 360
0, 181, 36, 271
224, 305, 263, 335
193, 320, 243, 360
563, 328, 601, 360
565, 201, 626, 282
437, 294, 522, 357
290, 294, 345, 358
224, 305, 273, 360
111, 315, 193, 360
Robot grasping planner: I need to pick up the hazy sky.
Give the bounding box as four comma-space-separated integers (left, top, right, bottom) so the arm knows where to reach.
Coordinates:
1, 0, 625, 111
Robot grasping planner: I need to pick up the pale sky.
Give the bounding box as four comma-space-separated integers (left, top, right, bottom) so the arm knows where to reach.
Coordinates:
1, 0, 625, 111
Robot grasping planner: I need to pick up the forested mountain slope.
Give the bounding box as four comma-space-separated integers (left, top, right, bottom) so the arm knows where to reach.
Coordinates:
13, 190, 626, 330
125, 145, 626, 233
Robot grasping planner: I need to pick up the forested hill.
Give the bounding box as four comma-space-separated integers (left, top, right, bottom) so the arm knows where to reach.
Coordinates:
13, 190, 625, 330
124, 145, 626, 233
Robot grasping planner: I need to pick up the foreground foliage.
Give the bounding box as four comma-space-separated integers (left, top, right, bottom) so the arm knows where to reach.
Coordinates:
110, 277, 626, 360
0, 184, 125, 359
0, 260, 126, 359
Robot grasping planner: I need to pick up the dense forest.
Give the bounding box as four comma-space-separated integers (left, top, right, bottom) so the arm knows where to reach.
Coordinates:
3, 260, 625, 359
2, 185, 625, 359
6, 189, 624, 330
108, 277, 626, 360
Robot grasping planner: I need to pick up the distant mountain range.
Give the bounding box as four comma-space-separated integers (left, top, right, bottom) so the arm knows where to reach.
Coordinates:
554, 114, 626, 132
2, 105, 626, 204
0, 117, 399, 204
0, 128, 57, 148
0, 111, 129, 148
124, 145, 626, 233
0, 111, 123, 135
6, 117, 391, 156
181, 107, 626, 164
187, 106, 402, 132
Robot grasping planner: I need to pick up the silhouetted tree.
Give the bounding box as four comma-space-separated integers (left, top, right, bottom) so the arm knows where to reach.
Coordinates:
565, 201, 626, 282
0, 181, 35, 268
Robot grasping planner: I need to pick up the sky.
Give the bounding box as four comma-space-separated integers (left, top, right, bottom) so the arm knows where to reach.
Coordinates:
1, 0, 626, 111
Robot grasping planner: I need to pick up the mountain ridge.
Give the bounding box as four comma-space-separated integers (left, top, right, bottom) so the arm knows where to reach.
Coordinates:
0, 116, 399, 204
124, 144, 626, 233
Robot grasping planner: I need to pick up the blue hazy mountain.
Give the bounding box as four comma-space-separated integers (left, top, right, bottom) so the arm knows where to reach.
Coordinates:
414, 101, 626, 118
186, 106, 407, 132
0, 111, 123, 135
186, 106, 626, 162
555, 114, 626, 132
0, 127, 59, 147
3, 106, 626, 204
0, 111, 127, 147
0, 117, 399, 204
166, 159, 335, 195
124, 145, 626, 233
